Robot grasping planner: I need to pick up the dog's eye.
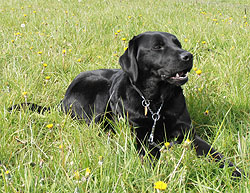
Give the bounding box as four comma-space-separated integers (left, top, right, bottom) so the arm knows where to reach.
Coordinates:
152, 45, 163, 50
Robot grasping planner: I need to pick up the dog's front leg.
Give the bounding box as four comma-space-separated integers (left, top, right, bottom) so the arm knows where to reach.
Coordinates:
193, 135, 242, 178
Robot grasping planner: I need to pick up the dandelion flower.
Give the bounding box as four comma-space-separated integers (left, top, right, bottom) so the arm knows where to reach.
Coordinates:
23, 14, 27, 17
43, 63, 47, 67
68, 49, 72, 52
85, 167, 91, 177
37, 51, 42, 55
243, 15, 247, 19
212, 19, 218, 22
62, 49, 66, 55
45, 76, 50, 80
59, 144, 63, 149
124, 47, 128, 51
201, 41, 206, 44
185, 139, 191, 144
196, 69, 202, 75
122, 38, 126, 41
204, 110, 209, 116
5, 170, 10, 175
46, 124, 53, 129
33, 11, 36, 14
98, 156, 103, 165
184, 38, 188, 42
154, 181, 167, 191
117, 30, 121, 33
22, 91, 28, 96
128, 16, 132, 19
11, 40, 15, 43
115, 32, 118, 35
164, 142, 170, 148
193, 67, 197, 71
30, 47, 33, 50
74, 171, 80, 180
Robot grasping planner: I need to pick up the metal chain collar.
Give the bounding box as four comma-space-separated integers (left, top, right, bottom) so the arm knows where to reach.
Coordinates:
130, 80, 164, 145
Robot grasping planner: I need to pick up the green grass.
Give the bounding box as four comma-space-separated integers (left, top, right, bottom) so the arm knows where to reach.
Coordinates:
1, 0, 249, 192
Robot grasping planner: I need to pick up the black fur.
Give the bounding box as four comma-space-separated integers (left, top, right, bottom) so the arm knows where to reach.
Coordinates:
9, 32, 242, 178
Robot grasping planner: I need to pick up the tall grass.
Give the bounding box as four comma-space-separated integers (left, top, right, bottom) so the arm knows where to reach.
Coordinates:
0, 0, 249, 192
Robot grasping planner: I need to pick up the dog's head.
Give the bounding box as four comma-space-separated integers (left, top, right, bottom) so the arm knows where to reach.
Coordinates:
119, 31, 193, 86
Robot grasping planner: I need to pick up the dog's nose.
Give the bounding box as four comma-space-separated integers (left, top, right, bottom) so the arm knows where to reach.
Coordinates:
180, 52, 193, 62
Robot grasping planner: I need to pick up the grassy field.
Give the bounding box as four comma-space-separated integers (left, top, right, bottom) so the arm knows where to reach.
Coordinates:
0, 0, 249, 192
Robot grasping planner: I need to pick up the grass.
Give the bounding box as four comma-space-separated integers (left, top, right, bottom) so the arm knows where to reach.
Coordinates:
0, 0, 249, 192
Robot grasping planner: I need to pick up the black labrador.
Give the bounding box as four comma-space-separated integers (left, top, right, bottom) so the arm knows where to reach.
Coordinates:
10, 31, 241, 177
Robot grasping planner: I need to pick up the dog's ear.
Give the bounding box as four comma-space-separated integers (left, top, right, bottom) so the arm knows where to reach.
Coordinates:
119, 36, 138, 83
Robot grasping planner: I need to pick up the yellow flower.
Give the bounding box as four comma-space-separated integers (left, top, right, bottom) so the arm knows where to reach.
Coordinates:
11, 40, 14, 43
22, 91, 28, 96
115, 32, 118, 35
62, 49, 66, 55
59, 144, 63, 149
15, 32, 21, 36
164, 142, 170, 148
196, 69, 202, 75
243, 15, 247, 19
128, 16, 132, 19
198, 88, 203, 92
213, 18, 218, 22
85, 167, 91, 177
33, 11, 36, 14
23, 14, 27, 17
193, 67, 197, 71
204, 110, 209, 116
30, 47, 33, 50
74, 171, 80, 180
68, 49, 72, 52
201, 41, 206, 44
43, 63, 48, 67
184, 138, 191, 147
117, 29, 121, 33
45, 76, 50, 80
154, 181, 167, 190
98, 156, 103, 165
124, 47, 128, 51
122, 38, 126, 41
46, 124, 53, 129
184, 38, 188, 42
77, 58, 81, 62
37, 51, 42, 55
5, 170, 10, 175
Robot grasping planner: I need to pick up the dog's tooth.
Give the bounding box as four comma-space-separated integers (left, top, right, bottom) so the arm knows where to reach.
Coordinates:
176, 73, 180, 78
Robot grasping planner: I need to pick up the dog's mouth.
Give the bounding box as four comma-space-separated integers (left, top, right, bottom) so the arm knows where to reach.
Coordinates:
169, 70, 188, 80
160, 69, 190, 85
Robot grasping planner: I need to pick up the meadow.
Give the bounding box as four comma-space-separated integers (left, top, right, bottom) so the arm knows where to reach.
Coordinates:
0, 0, 249, 192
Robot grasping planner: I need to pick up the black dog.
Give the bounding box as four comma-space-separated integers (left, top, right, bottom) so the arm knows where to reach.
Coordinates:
10, 31, 241, 177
